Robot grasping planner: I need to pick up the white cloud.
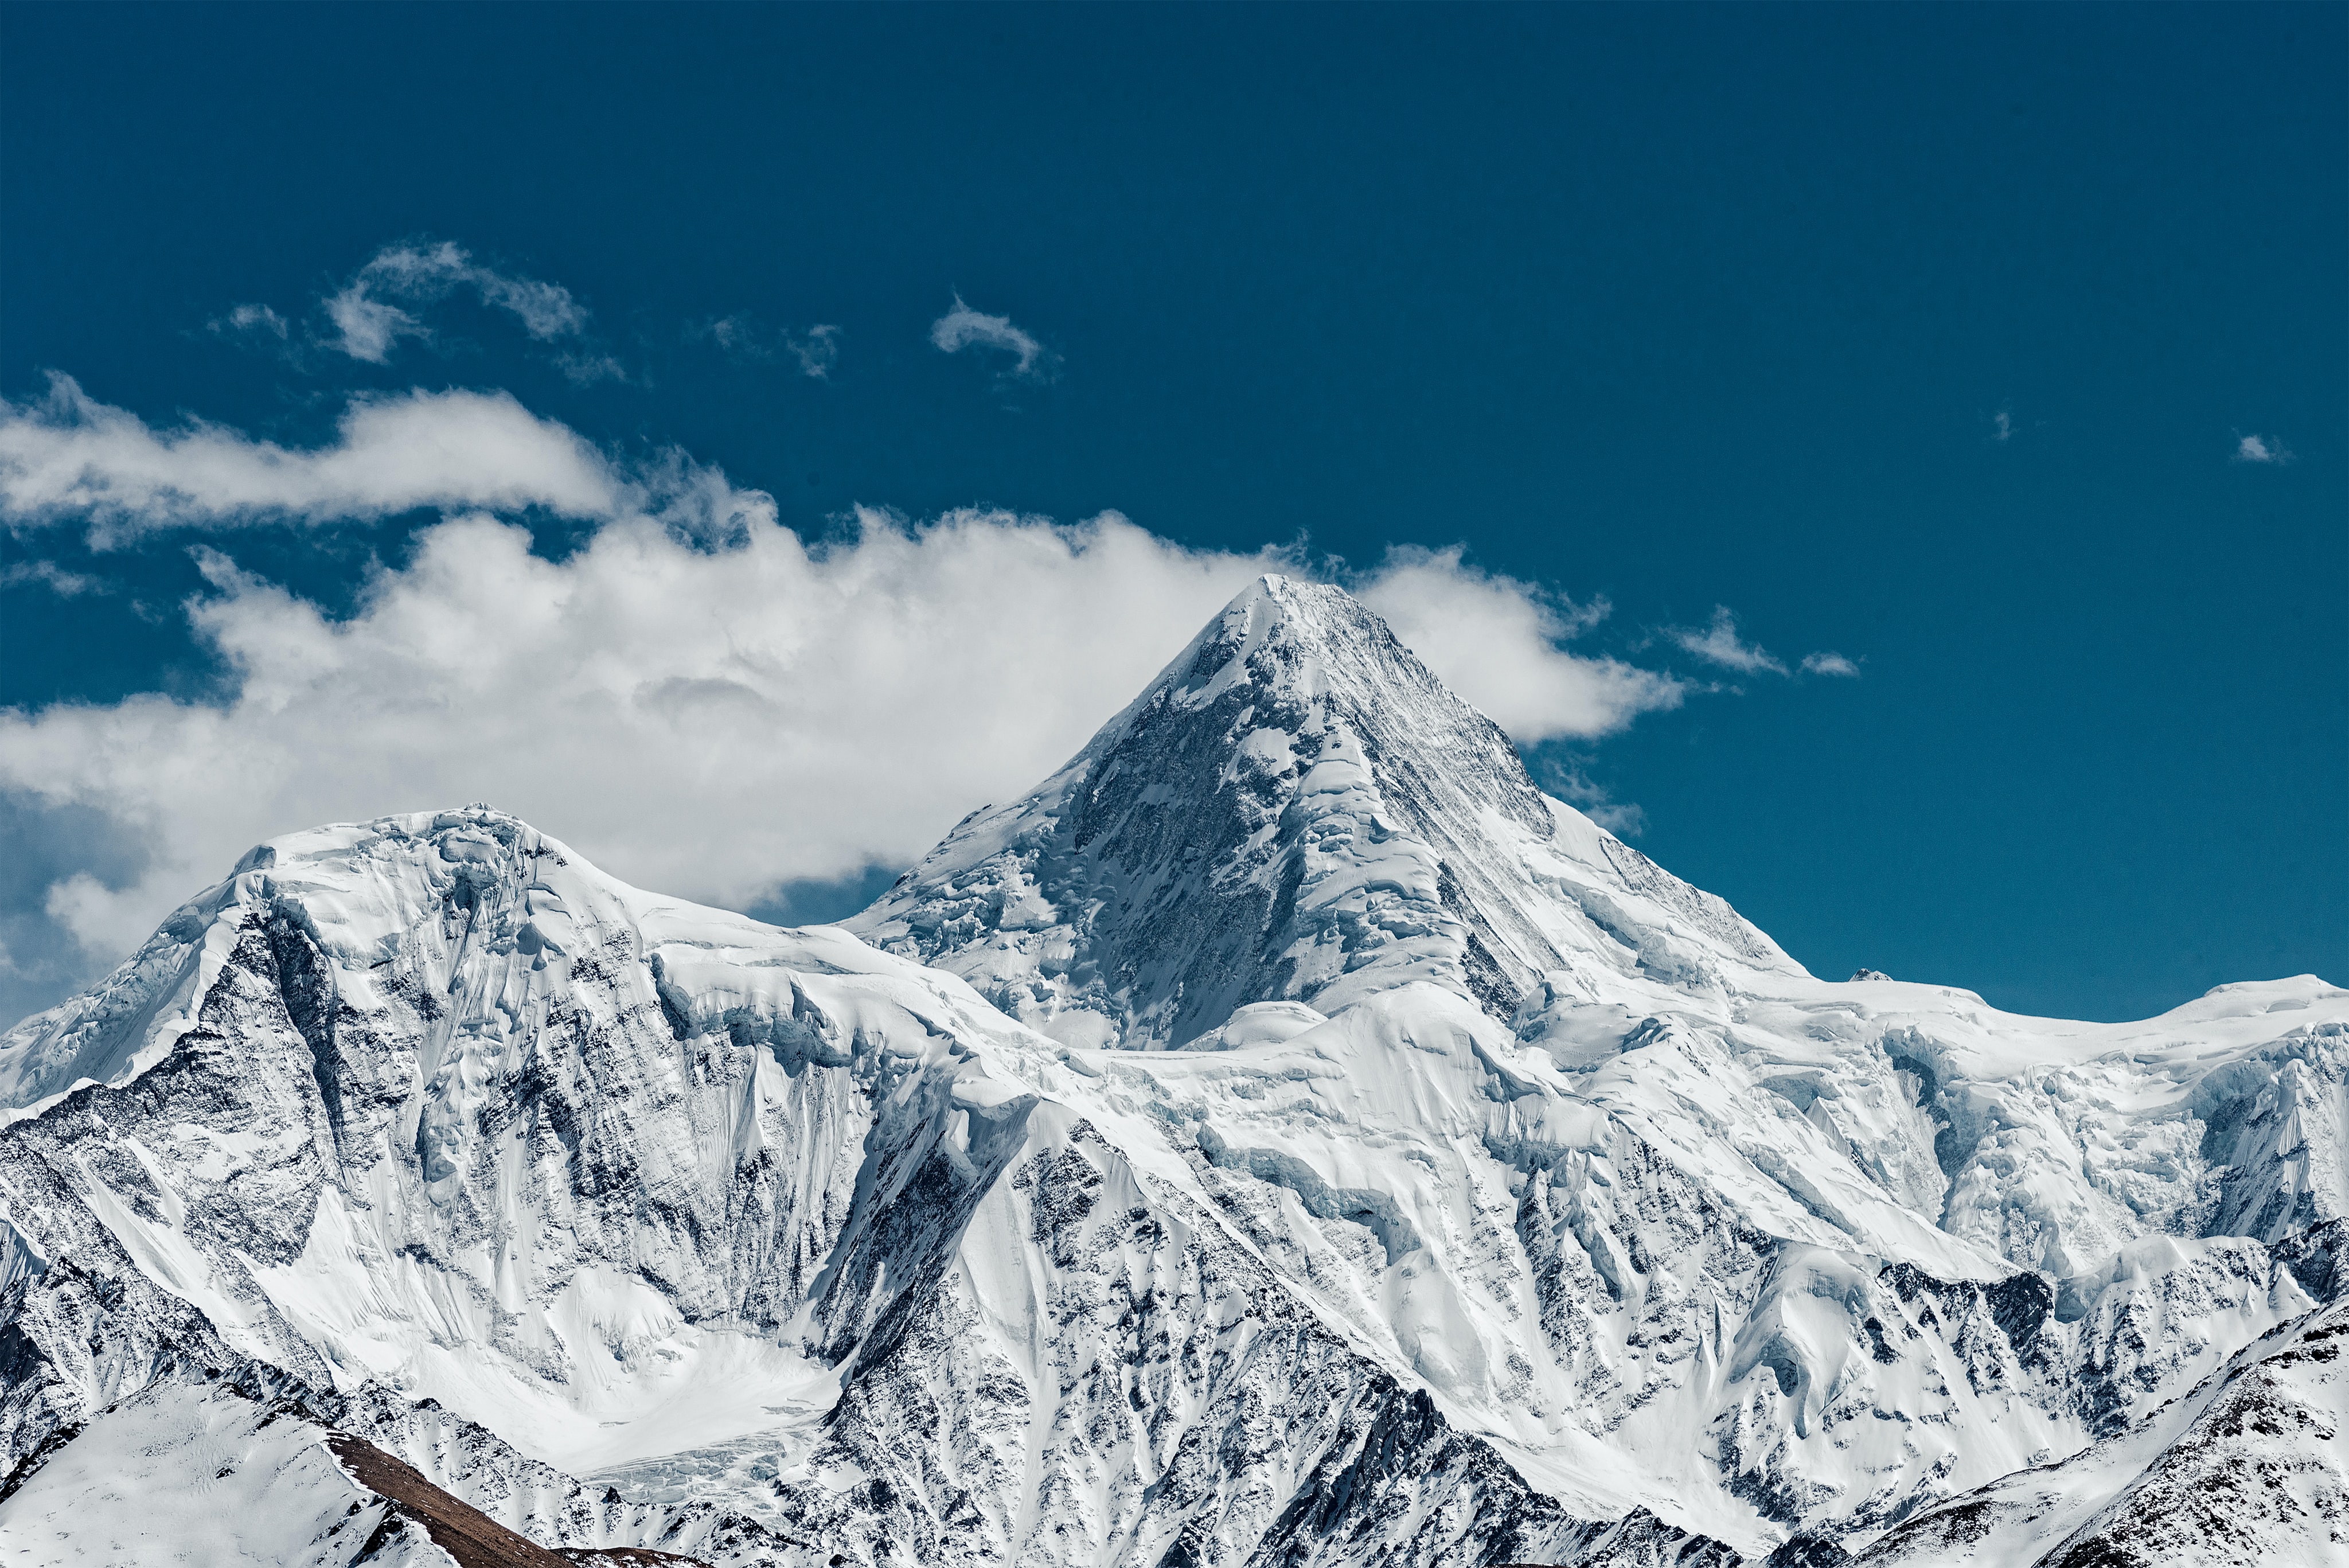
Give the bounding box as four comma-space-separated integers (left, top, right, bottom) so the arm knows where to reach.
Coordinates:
1665, 606, 1786, 676
0, 560, 109, 597
1531, 756, 1646, 838
930, 295, 1053, 380
2234, 433, 2292, 465
212, 303, 290, 341
0, 376, 629, 539
704, 314, 767, 360
789, 325, 842, 380
0, 512, 1227, 962
556, 351, 630, 387
697, 317, 840, 379
323, 286, 425, 364
1991, 408, 2014, 443
323, 241, 590, 364
0, 387, 1695, 991
1355, 546, 1678, 740
1800, 650, 1860, 678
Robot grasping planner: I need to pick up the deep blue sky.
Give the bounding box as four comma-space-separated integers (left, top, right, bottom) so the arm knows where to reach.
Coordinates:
2, 3, 2342, 1022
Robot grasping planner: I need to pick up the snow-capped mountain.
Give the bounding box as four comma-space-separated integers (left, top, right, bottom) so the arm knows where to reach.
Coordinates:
0, 575, 2340, 1566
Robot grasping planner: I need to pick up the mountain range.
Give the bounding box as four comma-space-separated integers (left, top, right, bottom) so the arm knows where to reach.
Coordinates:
0, 575, 2340, 1566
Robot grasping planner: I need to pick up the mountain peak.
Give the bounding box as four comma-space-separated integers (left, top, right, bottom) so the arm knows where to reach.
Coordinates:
850, 577, 1794, 1050
3, 587, 2345, 1568
1166, 571, 1446, 700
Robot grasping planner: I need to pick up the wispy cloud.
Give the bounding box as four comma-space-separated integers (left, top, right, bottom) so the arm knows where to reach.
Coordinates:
1533, 756, 1647, 838
930, 294, 1054, 381
323, 284, 425, 364
0, 374, 630, 540
2233, 432, 2292, 465
1991, 407, 2014, 443
0, 560, 110, 597
555, 351, 630, 387
1659, 609, 1861, 682
703, 314, 767, 361
322, 241, 590, 364
696, 316, 841, 379
788, 325, 842, 380
1666, 606, 1787, 676
209, 303, 290, 342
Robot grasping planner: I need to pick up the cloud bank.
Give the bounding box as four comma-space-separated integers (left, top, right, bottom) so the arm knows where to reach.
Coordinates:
0, 386, 1688, 1000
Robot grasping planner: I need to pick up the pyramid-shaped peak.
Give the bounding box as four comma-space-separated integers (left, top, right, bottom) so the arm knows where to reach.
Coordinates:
1192, 571, 1414, 663
854, 570, 1793, 1050
1126, 572, 1470, 740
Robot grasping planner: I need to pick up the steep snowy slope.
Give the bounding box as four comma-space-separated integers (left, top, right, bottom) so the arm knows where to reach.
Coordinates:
0, 1383, 455, 1568
1856, 1241, 2349, 1567
0, 1380, 710, 1567
0, 575, 2341, 1566
853, 575, 2349, 1554
850, 577, 1804, 1052
0, 805, 1684, 1568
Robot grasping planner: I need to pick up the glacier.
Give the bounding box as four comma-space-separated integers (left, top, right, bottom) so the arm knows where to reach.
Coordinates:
0, 574, 2339, 1567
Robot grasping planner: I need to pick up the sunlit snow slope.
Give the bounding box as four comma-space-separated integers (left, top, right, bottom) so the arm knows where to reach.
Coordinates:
0, 575, 2341, 1567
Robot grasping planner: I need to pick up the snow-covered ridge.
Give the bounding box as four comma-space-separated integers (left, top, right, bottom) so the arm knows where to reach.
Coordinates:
850, 575, 1805, 1055
0, 575, 2342, 1566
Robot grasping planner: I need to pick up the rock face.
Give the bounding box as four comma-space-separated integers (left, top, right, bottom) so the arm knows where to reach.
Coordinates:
0, 574, 2342, 1567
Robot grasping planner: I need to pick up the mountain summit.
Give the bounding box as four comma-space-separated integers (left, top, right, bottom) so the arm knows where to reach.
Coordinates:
852, 574, 1797, 1051
0, 579, 2342, 1567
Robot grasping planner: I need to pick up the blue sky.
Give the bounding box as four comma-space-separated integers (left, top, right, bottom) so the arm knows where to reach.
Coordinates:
1, 2, 2341, 1027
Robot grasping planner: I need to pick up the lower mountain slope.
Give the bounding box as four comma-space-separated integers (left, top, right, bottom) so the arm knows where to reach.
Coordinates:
1854, 1265, 2349, 1567
0, 576, 2339, 1566
0, 806, 1689, 1567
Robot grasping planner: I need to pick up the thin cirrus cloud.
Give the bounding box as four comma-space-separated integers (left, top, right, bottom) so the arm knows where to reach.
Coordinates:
930, 294, 1055, 380
2234, 433, 2292, 465
0, 560, 109, 598
323, 241, 590, 364
1664, 606, 1861, 681
1666, 606, 1788, 676
209, 303, 290, 341
789, 325, 843, 380
0, 379, 1692, 994
700, 316, 841, 379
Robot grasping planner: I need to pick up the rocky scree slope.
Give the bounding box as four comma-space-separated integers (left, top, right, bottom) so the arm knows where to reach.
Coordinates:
0, 575, 2342, 1567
